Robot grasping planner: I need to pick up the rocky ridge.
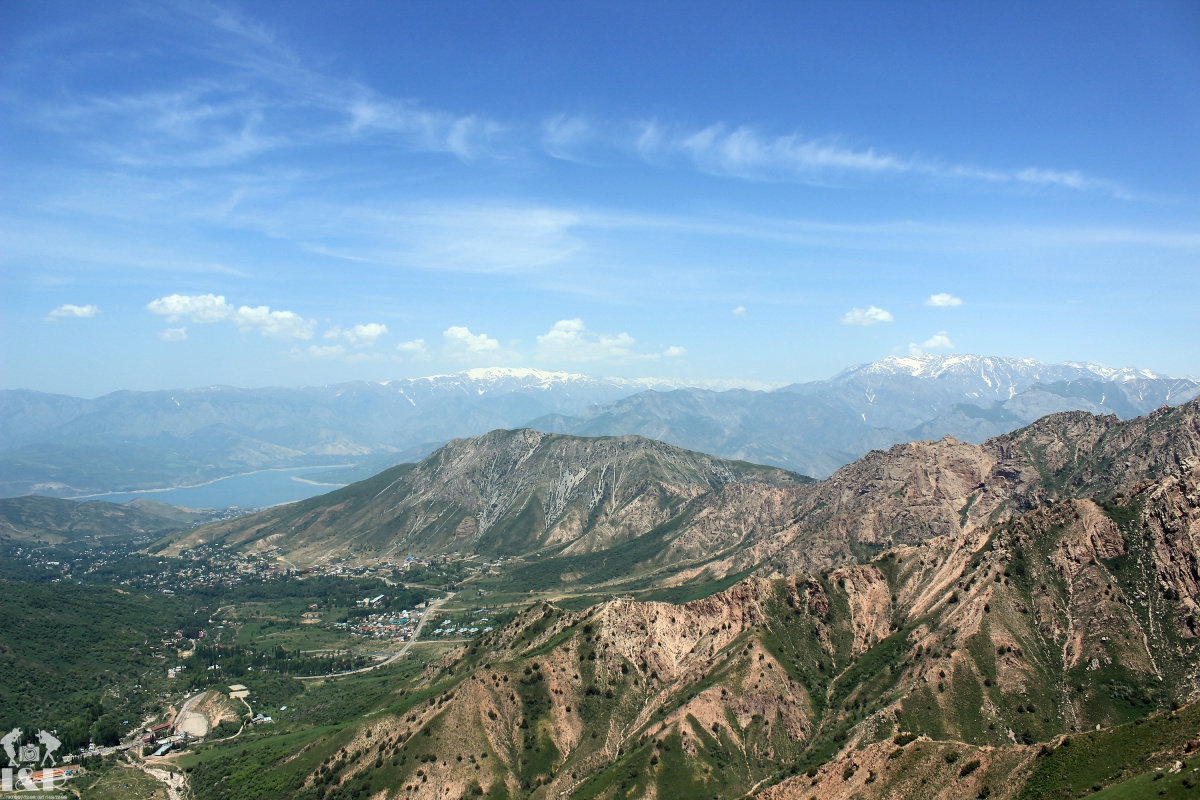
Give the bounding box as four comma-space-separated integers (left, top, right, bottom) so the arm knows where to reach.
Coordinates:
196, 399, 1200, 799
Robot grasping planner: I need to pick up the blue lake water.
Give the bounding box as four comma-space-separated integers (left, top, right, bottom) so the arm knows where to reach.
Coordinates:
81, 466, 349, 510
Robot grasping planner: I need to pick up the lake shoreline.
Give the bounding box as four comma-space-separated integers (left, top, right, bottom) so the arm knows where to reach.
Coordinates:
66, 464, 355, 508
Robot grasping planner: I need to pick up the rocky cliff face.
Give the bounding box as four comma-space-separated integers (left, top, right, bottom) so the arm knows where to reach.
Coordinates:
258, 400, 1200, 799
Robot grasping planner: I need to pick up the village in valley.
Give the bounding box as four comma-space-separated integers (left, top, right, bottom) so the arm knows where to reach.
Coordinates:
1, 525, 522, 797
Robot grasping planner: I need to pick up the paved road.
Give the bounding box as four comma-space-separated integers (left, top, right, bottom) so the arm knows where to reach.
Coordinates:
295, 592, 453, 680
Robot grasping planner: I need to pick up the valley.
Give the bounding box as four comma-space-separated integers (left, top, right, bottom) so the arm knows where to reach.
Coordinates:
2, 397, 1198, 798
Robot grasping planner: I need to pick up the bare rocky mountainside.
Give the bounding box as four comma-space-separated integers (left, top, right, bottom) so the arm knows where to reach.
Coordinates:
164, 399, 1200, 799
163, 430, 806, 582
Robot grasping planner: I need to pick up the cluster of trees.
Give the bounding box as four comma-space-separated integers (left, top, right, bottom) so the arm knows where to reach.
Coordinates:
181, 644, 373, 684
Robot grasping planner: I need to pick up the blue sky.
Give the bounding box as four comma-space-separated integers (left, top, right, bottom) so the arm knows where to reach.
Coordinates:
2, 1, 1198, 397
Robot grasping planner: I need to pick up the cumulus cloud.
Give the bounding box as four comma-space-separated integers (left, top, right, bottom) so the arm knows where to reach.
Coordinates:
396, 338, 428, 356
146, 293, 232, 323
443, 326, 501, 360
46, 303, 99, 320
326, 323, 388, 347
536, 318, 671, 363
909, 331, 955, 355
231, 305, 315, 339
157, 327, 188, 343
663, 345, 686, 358
840, 306, 894, 326
146, 293, 315, 339
926, 292, 963, 307
732, 305, 746, 316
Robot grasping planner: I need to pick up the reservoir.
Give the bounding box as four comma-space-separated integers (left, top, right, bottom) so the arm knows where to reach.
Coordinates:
78, 466, 349, 510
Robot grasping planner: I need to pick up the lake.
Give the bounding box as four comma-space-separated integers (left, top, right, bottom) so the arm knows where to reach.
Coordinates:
81, 466, 349, 510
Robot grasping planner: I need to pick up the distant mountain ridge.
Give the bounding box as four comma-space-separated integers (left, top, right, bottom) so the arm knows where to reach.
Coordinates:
2, 357, 1196, 498
0, 369, 728, 498
535, 355, 1200, 477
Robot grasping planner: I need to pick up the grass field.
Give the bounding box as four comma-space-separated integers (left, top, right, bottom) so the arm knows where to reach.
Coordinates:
78, 762, 166, 799
1019, 704, 1200, 799
1091, 760, 1198, 799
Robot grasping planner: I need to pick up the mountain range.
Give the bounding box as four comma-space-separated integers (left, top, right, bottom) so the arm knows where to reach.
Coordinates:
532, 355, 1200, 478
159, 394, 1200, 799
2, 355, 1196, 499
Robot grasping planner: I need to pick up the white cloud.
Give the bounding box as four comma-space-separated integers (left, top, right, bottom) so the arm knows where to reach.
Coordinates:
146, 293, 315, 339
396, 338, 428, 357
46, 303, 99, 320
926, 292, 963, 307
840, 306, 894, 326
631, 120, 1127, 196
29, 3, 1126, 199
909, 331, 955, 355
147, 293, 233, 323
633, 121, 910, 184
157, 327, 188, 343
443, 326, 501, 360
34, 3, 510, 170
231, 305, 315, 339
663, 346, 686, 358
535, 318, 663, 363
732, 305, 746, 316
327, 323, 388, 347
541, 114, 592, 161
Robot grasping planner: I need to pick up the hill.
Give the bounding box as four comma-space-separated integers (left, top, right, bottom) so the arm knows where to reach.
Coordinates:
0, 494, 213, 544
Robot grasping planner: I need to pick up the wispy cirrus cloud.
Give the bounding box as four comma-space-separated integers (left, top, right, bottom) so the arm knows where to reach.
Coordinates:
541, 114, 594, 162
642, 122, 908, 180
631, 120, 1131, 197
12, 0, 1132, 197
21, 3, 506, 168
